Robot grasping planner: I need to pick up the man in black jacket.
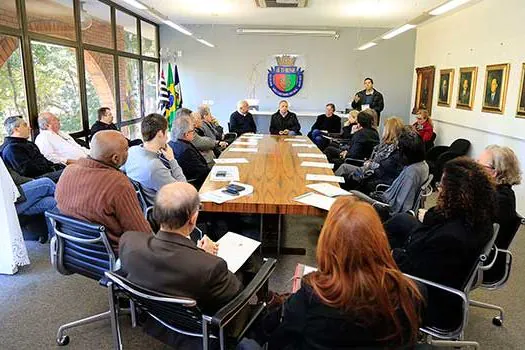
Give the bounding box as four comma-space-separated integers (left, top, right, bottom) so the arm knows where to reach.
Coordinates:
0, 116, 64, 182
269, 100, 301, 135
168, 115, 210, 189
351, 78, 385, 125
89, 107, 142, 146
229, 100, 256, 135
308, 103, 341, 149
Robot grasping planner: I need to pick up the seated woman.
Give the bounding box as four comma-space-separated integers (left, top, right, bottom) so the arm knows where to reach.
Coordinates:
262, 196, 423, 349
269, 100, 301, 136
341, 109, 359, 140
412, 109, 433, 143
385, 157, 496, 329
477, 145, 522, 250
336, 117, 404, 192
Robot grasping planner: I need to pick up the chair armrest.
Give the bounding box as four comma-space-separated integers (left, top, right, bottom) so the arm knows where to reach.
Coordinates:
350, 190, 390, 209
210, 258, 277, 328
375, 183, 390, 192
426, 145, 450, 161
344, 157, 365, 166
403, 273, 468, 305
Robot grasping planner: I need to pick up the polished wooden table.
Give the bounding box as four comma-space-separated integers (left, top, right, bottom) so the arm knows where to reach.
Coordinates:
199, 135, 338, 254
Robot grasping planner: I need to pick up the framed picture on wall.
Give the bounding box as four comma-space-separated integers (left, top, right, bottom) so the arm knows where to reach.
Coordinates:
412, 66, 435, 115
482, 63, 510, 114
456, 67, 478, 110
437, 69, 454, 107
516, 63, 525, 118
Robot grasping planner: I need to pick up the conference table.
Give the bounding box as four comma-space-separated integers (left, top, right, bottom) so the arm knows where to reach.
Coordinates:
199, 134, 340, 254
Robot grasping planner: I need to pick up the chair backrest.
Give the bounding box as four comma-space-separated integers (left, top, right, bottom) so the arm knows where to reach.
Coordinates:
411, 174, 433, 211
128, 177, 148, 214
105, 271, 206, 338
46, 210, 115, 281
448, 139, 471, 156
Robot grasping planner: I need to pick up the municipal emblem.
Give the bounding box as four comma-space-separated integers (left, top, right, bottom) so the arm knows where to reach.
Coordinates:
268, 55, 304, 97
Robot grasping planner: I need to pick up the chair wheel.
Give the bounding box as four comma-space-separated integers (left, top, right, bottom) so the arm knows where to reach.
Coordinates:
57, 335, 70, 346
492, 316, 503, 326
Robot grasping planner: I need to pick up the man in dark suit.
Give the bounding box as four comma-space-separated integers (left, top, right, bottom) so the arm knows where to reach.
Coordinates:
269, 100, 301, 135
485, 78, 501, 107
89, 107, 142, 146
229, 100, 257, 135
351, 77, 384, 125
168, 115, 210, 189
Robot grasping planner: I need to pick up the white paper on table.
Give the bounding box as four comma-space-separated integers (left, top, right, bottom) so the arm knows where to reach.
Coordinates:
217, 232, 261, 273
200, 182, 254, 204
284, 138, 307, 142
241, 134, 264, 138
214, 158, 249, 165
210, 166, 240, 182
228, 147, 258, 153
293, 192, 337, 211
307, 183, 351, 197
297, 153, 326, 159
234, 141, 258, 146
291, 144, 316, 148
306, 174, 345, 183
303, 265, 318, 275
300, 161, 334, 169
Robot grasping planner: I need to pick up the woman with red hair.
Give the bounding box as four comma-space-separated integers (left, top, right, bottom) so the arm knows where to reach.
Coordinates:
266, 196, 423, 349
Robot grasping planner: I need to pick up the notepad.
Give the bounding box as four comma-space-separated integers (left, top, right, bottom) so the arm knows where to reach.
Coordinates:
291, 144, 316, 148
284, 138, 307, 142
234, 141, 258, 146
229, 147, 258, 153
200, 182, 254, 204
210, 166, 240, 182
297, 153, 326, 159
306, 174, 345, 183
294, 192, 336, 211
292, 263, 318, 292
300, 161, 334, 169
214, 158, 249, 164
307, 183, 351, 197
217, 232, 261, 273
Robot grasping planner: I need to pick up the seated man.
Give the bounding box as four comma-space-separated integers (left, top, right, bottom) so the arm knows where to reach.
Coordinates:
197, 104, 226, 142
124, 113, 186, 207
90, 107, 142, 146
230, 99, 256, 135
270, 100, 301, 135
55, 130, 151, 251
35, 112, 89, 165
0, 115, 64, 182
308, 103, 341, 149
191, 110, 217, 167
168, 115, 210, 189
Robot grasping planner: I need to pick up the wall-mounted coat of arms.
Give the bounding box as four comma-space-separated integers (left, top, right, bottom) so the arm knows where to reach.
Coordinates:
268, 55, 304, 97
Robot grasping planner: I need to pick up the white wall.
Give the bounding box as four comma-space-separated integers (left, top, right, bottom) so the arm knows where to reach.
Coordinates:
411, 0, 525, 212
160, 25, 416, 129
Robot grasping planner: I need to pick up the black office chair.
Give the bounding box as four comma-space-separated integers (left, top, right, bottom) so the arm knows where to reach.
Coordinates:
105, 258, 277, 350
405, 223, 500, 349
426, 138, 470, 186
46, 210, 131, 346
424, 132, 437, 152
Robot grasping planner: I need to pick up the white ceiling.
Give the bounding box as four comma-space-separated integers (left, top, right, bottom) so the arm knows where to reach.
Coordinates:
121, 0, 448, 28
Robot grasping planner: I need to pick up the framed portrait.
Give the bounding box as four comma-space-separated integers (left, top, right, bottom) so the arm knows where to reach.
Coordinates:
456, 67, 478, 110
516, 63, 525, 118
437, 69, 454, 107
482, 63, 510, 114
412, 66, 435, 115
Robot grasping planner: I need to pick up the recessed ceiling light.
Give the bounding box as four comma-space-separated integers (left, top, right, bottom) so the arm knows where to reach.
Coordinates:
163, 20, 193, 36
382, 24, 416, 40
429, 0, 471, 16
197, 39, 215, 48
357, 42, 377, 51
121, 0, 147, 10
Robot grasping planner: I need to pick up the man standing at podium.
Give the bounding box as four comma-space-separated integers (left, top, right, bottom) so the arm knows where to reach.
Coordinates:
351, 78, 384, 125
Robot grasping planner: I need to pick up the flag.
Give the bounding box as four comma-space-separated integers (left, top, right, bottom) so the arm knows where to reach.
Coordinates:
173, 64, 183, 109
157, 70, 170, 116
166, 63, 176, 130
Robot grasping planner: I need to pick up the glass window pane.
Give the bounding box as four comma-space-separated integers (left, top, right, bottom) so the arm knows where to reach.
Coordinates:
0, 0, 19, 29
119, 57, 141, 122
85, 51, 116, 127
31, 41, 82, 133
120, 123, 142, 141
26, 0, 76, 41
81, 1, 113, 49
143, 61, 158, 115
141, 21, 158, 58
116, 10, 138, 54
0, 35, 27, 142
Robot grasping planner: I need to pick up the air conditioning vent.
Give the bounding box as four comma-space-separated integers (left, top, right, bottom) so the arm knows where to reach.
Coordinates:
255, 0, 308, 8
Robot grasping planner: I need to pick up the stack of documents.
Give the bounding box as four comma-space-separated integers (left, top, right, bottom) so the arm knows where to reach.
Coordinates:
306, 183, 350, 197
210, 166, 240, 182
217, 232, 261, 273
200, 182, 254, 204
293, 192, 336, 211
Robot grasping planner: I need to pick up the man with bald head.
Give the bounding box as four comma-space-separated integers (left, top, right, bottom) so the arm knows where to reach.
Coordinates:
229, 99, 256, 135
120, 182, 241, 314
35, 112, 89, 165
55, 130, 151, 251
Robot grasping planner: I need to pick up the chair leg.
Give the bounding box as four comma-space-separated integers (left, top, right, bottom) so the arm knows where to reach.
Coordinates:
56, 310, 111, 345
129, 300, 137, 328
470, 299, 504, 325
108, 283, 123, 350
430, 338, 479, 349
202, 320, 209, 350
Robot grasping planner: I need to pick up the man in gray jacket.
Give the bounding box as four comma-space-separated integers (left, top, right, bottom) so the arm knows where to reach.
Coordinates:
124, 113, 186, 206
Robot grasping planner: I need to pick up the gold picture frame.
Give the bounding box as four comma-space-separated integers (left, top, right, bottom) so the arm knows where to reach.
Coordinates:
456, 67, 477, 110
437, 69, 454, 107
517, 63, 525, 118
482, 63, 510, 114
412, 66, 435, 115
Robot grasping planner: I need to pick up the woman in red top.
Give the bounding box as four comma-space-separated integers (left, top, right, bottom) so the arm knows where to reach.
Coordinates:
413, 109, 434, 142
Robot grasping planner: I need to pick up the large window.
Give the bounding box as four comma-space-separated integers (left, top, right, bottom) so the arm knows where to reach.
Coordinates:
0, 0, 159, 139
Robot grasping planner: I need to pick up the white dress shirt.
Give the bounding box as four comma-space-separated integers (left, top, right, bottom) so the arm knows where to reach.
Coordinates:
35, 130, 89, 164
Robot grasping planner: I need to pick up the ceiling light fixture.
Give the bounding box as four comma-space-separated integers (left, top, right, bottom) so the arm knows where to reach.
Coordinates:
197, 39, 215, 48
237, 28, 338, 37
382, 24, 416, 40
163, 20, 193, 36
121, 0, 148, 11
357, 42, 377, 51
429, 0, 471, 16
